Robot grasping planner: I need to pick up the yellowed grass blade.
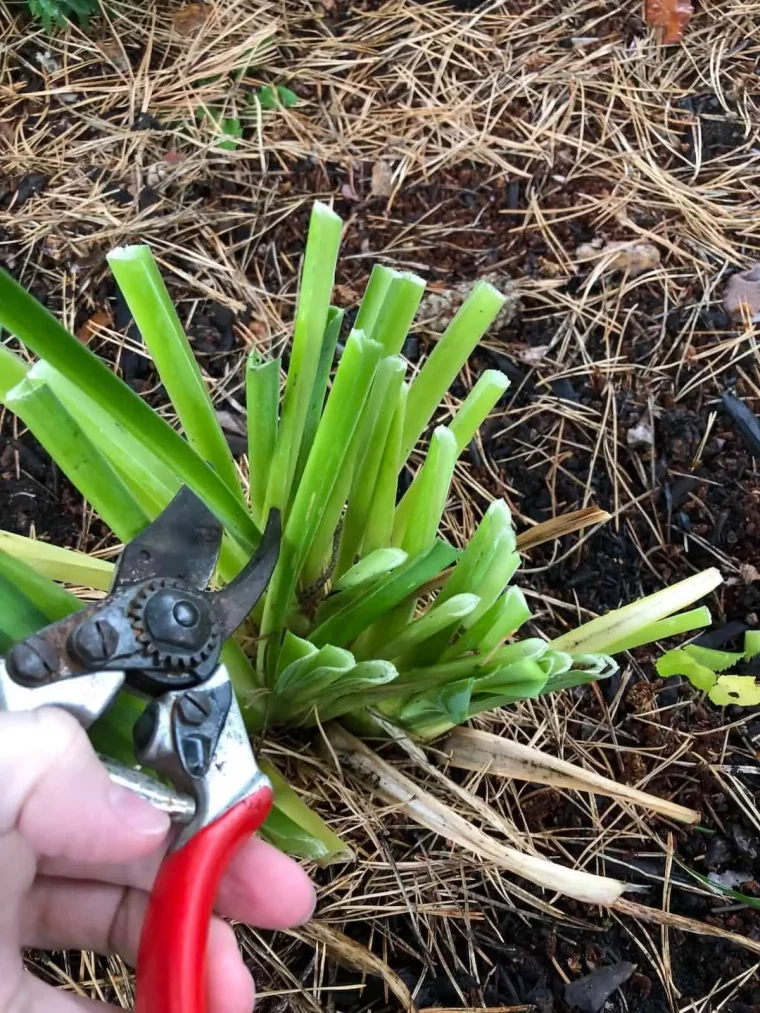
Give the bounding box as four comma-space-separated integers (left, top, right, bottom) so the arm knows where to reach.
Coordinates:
515, 505, 611, 552
613, 898, 760, 957
440, 727, 699, 825
291, 920, 416, 1011
326, 724, 627, 907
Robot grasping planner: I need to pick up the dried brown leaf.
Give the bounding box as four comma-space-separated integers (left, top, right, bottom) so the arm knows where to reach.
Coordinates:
440, 727, 699, 824
292, 920, 416, 1011
172, 3, 209, 36
326, 724, 627, 907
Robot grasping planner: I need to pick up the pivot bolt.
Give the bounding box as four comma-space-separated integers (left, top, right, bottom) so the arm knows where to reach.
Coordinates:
7, 636, 57, 685
70, 619, 120, 666
177, 691, 211, 726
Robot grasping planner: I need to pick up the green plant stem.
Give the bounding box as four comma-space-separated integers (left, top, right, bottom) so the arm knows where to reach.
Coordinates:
362, 383, 407, 556
264, 203, 343, 518
246, 357, 280, 527
552, 568, 722, 654
336, 356, 406, 577
0, 344, 29, 396
400, 282, 506, 462
448, 369, 509, 452
0, 267, 259, 553
259, 331, 382, 676
445, 585, 531, 660
372, 272, 426, 355
107, 246, 244, 503
434, 500, 513, 609
354, 265, 396, 337
393, 427, 458, 556
292, 307, 344, 492
603, 606, 712, 655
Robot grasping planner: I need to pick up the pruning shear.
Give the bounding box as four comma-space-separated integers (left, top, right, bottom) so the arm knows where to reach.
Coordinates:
0, 487, 281, 1013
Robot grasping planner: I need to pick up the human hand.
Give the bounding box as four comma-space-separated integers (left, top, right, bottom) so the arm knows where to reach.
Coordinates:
0, 707, 316, 1012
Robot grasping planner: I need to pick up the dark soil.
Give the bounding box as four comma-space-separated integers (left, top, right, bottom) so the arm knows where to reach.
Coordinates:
3, 6, 760, 1011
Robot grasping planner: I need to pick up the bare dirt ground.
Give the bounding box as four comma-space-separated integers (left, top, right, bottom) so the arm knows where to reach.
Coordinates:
2, 0, 760, 1010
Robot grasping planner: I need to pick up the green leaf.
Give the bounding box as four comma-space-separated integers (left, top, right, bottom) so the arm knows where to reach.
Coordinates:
292, 306, 344, 492
264, 202, 343, 518
260, 330, 382, 669
448, 370, 510, 453
246, 356, 280, 527
259, 756, 351, 863
255, 85, 299, 110
218, 117, 243, 150
107, 245, 244, 504
276, 85, 299, 108
553, 569, 722, 655
337, 355, 407, 576
744, 630, 760, 661
393, 427, 458, 556
0, 531, 114, 592
371, 593, 480, 663
362, 381, 407, 556
602, 606, 712, 655
401, 281, 506, 462
333, 548, 408, 591
4, 375, 151, 542
309, 539, 458, 648
0, 267, 258, 554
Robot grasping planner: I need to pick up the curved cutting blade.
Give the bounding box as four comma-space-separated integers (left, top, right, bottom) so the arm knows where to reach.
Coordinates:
212, 509, 281, 637
111, 487, 223, 591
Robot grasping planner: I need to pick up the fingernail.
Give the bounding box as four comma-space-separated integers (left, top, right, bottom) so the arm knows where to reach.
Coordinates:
109, 784, 170, 836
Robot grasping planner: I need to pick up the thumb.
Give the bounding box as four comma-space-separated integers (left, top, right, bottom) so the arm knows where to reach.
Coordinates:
0, 708, 169, 863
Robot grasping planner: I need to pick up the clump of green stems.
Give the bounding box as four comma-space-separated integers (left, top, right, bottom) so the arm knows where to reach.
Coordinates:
0, 202, 721, 858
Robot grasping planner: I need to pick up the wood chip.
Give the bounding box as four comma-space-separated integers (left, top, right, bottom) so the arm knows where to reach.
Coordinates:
172, 2, 209, 36
645, 0, 693, 44
724, 264, 760, 322
75, 309, 113, 345
370, 159, 393, 197
576, 240, 661, 275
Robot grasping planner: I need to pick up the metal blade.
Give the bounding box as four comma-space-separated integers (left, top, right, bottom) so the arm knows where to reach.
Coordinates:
212, 509, 281, 638
111, 487, 223, 591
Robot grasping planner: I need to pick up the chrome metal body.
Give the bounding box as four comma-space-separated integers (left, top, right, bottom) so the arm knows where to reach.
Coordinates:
0, 487, 280, 840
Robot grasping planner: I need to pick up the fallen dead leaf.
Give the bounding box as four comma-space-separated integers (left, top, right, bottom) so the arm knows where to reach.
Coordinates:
724, 264, 760, 323
576, 240, 661, 275
291, 921, 416, 1011
76, 309, 113, 345
172, 2, 208, 36
370, 159, 393, 197
645, 0, 693, 44
98, 40, 131, 72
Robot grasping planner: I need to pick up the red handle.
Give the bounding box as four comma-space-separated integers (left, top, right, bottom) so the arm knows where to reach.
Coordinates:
135, 786, 274, 1013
